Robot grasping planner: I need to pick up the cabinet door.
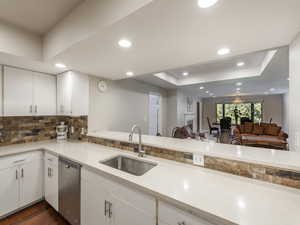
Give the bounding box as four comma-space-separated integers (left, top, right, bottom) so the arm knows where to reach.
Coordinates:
109, 194, 156, 225
19, 159, 43, 207
71, 71, 89, 116
3, 67, 33, 116
57, 72, 72, 115
0, 166, 19, 217
33, 73, 56, 115
44, 155, 58, 211
159, 201, 216, 225
83, 175, 110, 225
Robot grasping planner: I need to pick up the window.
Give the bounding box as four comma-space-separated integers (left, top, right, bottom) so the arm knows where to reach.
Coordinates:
216, 102, 262, 124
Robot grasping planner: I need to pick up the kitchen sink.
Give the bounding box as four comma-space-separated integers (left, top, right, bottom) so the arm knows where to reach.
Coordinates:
101, 156, 157, 176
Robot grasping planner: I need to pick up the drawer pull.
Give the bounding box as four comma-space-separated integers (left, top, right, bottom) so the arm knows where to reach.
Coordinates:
13, 159, 25, 164
104, 200, 109, 216
16, 170, 18, 180
21, 168, 24, 178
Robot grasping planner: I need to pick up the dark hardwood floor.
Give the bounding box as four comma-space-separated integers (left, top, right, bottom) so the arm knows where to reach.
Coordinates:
0, 201, 70, 225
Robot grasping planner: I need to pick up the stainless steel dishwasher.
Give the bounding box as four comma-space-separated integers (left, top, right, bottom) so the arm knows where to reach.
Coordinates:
59, 157, 81, 225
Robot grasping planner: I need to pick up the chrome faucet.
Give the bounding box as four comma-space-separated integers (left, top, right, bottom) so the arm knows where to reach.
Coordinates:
129, 125, 145, 157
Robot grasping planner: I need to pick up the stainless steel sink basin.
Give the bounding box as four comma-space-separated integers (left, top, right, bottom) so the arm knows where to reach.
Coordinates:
101, 156, 157, 176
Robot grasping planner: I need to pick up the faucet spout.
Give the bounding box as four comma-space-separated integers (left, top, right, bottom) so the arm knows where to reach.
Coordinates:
128, 125, 145, 157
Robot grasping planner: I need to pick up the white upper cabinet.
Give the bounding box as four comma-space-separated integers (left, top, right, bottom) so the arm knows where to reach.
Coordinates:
4, 67, 34, 116
33, 72, 56, 116
3, 67, 57, 116
57, 71, 89, 116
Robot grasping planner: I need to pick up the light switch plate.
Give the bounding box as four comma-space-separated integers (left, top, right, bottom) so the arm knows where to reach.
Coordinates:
193, 153, 204, 166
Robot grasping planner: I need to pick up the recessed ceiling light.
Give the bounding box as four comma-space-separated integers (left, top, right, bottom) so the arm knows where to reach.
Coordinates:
236, 82, 243, 86
126, 71, 134, 77
55, 63, 66, 69
182, 72, 189, 76
118, 39, 132, 48
269, 88, 275, 92
217, 48, 231, 56
237, 62, 245, 67
199, 86, 204, 90
197, 0, 219, 8
205, 90, 209, 94
236, 88, 241, 91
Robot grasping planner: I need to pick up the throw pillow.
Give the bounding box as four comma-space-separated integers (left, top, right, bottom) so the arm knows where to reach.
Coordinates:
239, 125, 245, 134
265, 126, 281, 136
244, 122, 253, 133
253, 124, 264, 135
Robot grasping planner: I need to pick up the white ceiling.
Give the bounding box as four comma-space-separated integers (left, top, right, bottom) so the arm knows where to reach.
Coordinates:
0, 0, 83, 34
148, 49, 277, 86
0, 0, 298, 81
0, 52, 67, 74
135, 47, 289, 97
49, 0, 300, 79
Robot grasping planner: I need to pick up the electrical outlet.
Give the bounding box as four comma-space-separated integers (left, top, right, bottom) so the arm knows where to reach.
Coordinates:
193, 153, 204, 166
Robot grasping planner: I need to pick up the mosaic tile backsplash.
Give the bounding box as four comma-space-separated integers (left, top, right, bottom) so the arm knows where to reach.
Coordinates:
0, 116, 87, 146
87, 136, 300, 190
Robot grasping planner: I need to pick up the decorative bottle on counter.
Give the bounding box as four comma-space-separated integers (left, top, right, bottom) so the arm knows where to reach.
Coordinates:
56, 122, 68, 140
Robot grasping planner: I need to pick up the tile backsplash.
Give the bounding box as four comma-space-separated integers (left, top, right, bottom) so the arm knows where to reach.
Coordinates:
0, 116, 88, 146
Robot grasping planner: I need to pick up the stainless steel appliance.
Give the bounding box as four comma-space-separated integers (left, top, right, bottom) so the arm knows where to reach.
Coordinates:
59, 157, 81, 225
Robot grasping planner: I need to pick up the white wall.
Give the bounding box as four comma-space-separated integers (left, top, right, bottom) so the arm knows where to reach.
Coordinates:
0, 21, 42, 60
165, 90, 202, 135
166, 90, 178, 136
201, 94, 284, 130
88, 76, 168, 135
282, 93, 289, 133
289, 32, 300, 151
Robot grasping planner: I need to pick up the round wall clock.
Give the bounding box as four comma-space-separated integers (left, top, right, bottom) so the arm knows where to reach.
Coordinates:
97, 80, 107, 92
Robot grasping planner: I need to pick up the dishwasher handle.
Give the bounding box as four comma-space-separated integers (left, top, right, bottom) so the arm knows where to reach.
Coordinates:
59, 157, 81, 169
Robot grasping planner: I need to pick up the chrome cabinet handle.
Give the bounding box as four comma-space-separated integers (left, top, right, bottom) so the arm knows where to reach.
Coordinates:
50, 168, 52, 177
48, 168, 50, 177
104, 200, 109, 216
108, 202, 112, 218
16, 170, 18, 180
21, 168, 24, 178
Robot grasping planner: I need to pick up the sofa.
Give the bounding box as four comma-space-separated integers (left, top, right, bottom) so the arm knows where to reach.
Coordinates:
233, 122, 288, 150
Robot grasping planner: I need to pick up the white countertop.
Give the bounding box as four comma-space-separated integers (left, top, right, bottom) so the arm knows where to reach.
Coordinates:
0, 140, 300, 225
88, 131, 300, 171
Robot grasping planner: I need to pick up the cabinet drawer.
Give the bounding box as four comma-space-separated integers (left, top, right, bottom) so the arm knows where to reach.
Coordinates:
0, 151, 42, 170
44, 152, 58, 165
159, 201, 216, 225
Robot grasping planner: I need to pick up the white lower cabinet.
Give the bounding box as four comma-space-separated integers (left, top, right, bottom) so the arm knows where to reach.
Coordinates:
81, 167, 156, 225
0, 151, 43, 217
158, 201, 216, 225
0, 166, 19, 216
19, 158, 44, 208
44, 153, 59, 211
